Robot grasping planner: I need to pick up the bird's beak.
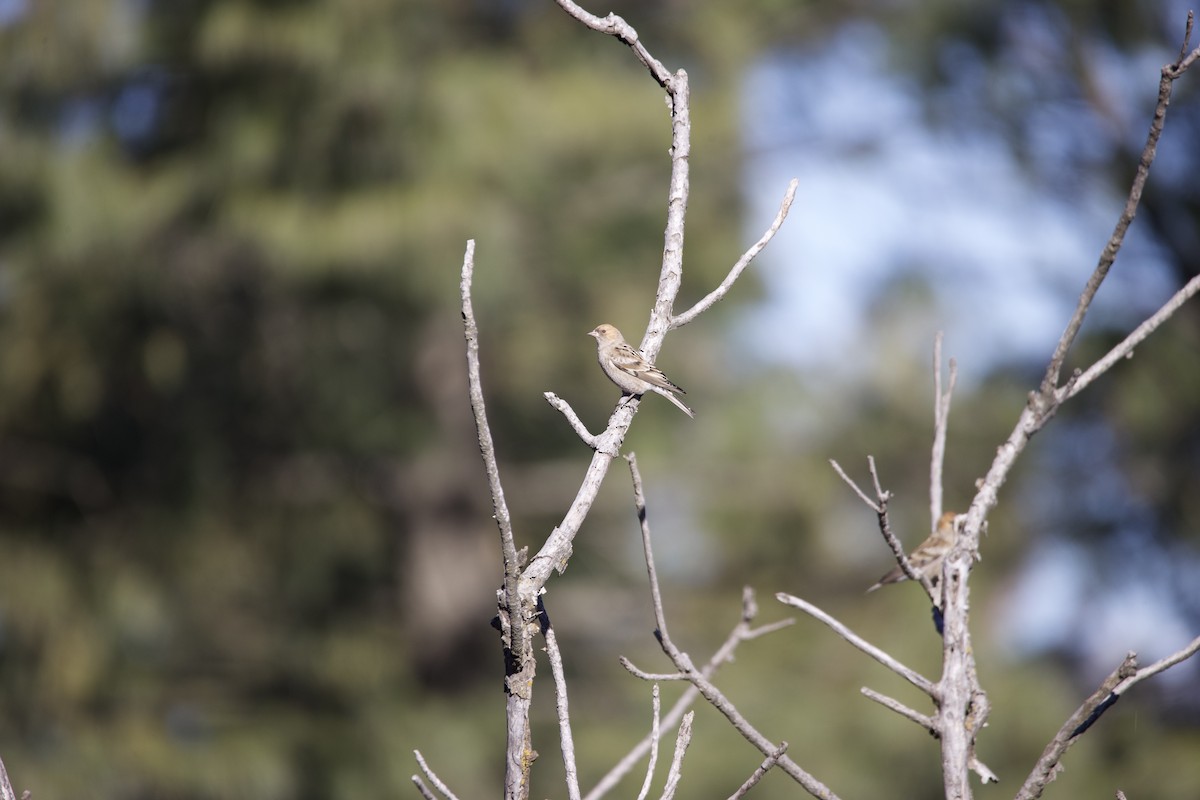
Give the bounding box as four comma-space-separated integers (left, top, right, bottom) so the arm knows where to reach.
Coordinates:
587, 329, 598, 339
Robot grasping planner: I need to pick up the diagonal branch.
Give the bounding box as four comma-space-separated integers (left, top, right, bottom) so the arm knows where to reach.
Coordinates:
1039, 17, 1200, 397
672, 178, 800, 328
1015, 653, 1138, 800
726, 742, 789, 800
413, 750, 463, 800
552, 1, 674, 88
1059, 273, 1200, 402
659, 712, 695, 800
627, 455, 841, 800
0, 756, 17, 800
776, 593, 937, 698
830, 458, 939, 603
587, 589, 793, 800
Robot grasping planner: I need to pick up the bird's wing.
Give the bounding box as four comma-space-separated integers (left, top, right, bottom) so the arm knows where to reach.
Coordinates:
611, 343, 684, 394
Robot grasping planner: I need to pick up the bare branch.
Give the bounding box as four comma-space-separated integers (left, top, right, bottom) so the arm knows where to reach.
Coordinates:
660, 712, 695, 800
673, 178, 800, 328
727, 742, 789, 800
834, 457, 940, 603
929, 332, 958, 526
621, 657, 687, 682
777, 593, 937, 698
461, 241, 520, 623
627, 453, 674, 647
544, 392, 615, 454
829, 459, 882, 512
587, 589, 792, 800
1060, 273, 1200, 402
411, 776, 438, 800
1040, 20, 1200, 396
627, 458, 840, 800
552, 1, 674, 88
636, 686, 662, 800
0, 756, 17, 800
1015, 653, 1138, 800
972, 756, 1000, 786
413, 751, 462, 800
542, 601, 582, 800
461, 242, 535, 798
860, 687, 937, 734
1114, 635, 1200, 696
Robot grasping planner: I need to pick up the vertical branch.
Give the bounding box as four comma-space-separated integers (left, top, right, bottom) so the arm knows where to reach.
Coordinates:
460, 241, 536, 800
542, 600, 583, 800
929, 333, 957, 528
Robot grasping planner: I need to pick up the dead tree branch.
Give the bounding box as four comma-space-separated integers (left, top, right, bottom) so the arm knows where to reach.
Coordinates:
830, 458, 940, 604
635, 686, 662, 800
627, 455, 841, 800
673, 178, 799, 328
542, 600, 582, 800
776, 593, 937, 697
929, 332, 957, 526
726, 742, 789, 800
413, 750, 462, 800
1016, 636, 1200, 800
587, 590, 793, 800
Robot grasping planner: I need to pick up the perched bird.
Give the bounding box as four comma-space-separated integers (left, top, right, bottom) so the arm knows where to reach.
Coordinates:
867, 511, 960, 593
588, 323, 694, 418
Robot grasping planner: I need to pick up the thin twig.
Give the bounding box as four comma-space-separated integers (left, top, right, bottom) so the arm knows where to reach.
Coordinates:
586, 590, 793, 800
673, 178, 800, 328
929, 332, 957, 527
1114, 635, 1200, 696
544, 392, 614, 454
1039, 18, 1200, 397
1060, 273, 1200, 402
860, 687, 937, 735
621, 658, 687, 682
660, 712, 695, 800
627, 453, 673, 646
726, 742, 789, 800
829, 459, 881, 512
627, 458, 840, 800
414, 751, 462, 800
636, 686, 662, 800
777, 593, 937, 698
542, 600, 583, 800
833, 458, 939, 602
552, 1, 674, 88
411, 776, 438, 800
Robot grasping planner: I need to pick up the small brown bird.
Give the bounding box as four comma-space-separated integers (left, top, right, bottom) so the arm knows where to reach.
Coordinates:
588, 323, 694, 418
867, 511, 960, 593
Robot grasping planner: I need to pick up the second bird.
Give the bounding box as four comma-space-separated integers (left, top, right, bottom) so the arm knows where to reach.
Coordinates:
866, 511, 960, 593
588, 323, 694, 418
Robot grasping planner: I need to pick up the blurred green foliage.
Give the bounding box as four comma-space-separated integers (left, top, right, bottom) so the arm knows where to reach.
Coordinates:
1, 1, 1198, 799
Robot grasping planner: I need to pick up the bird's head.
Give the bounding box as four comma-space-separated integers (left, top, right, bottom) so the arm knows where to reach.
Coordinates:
588, 323, 620, 342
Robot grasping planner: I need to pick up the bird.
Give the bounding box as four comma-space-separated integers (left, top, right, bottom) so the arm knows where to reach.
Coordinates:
866, 511, 960, 593
587, 323, 694, 418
